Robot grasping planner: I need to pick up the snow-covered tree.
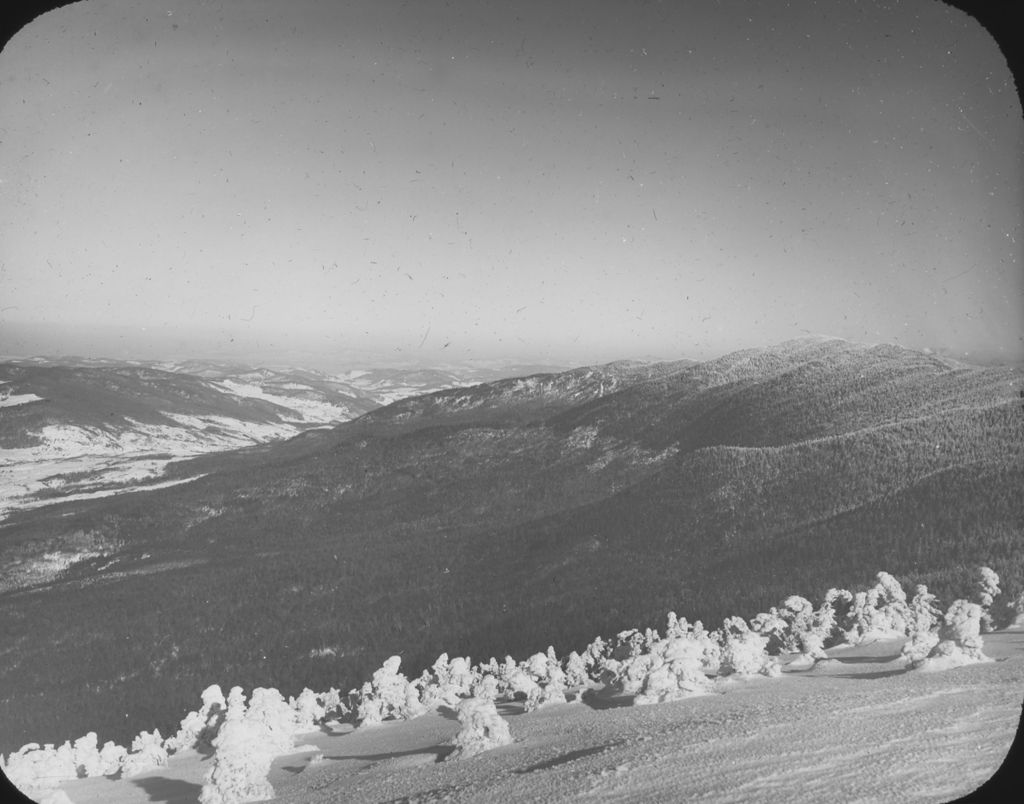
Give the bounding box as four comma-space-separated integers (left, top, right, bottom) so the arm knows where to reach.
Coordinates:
916, 599, 991, 671
199, 687, 275, 804
716, 617, 779, 677
417, 653, 476, 709
1, 741, 78, 799
1008, 591, 1024, 630
520, 649, 568, 711
356, 655, 425, 725
445, 696, 513, 760
562, 650, 589, 688
166, 684, 227, 754
120, 729, 168, 778
633, 633, 713, 704
975, 567, 1001, 633
847, 572, 911, 642
901, 584, 942, 666
822, 587, 855, 645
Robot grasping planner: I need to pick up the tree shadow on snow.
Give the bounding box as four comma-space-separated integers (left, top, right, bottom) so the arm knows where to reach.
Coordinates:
129, 775, 203, 803
326, 745, 455, 764
514, 742, 625, 773
831, 651, 904, 664
579, 688, 634, 710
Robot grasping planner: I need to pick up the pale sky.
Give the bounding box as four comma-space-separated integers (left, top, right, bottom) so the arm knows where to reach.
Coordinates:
1, 0, 1021, 369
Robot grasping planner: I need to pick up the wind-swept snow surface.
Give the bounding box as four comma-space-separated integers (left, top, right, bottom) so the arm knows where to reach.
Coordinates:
39, 632, 1022, 804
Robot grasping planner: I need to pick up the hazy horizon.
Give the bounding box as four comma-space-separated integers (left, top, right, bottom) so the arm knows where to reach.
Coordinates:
1, 0, 1021, 370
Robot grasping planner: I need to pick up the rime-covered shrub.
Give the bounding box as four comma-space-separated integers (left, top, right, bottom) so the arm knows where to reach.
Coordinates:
356, 655, 425, 725
166, 684, 227, 753
750, 608, 789, 654
199, 687, 275, 804
2, 741, 78, 798
822, 587, 855, 645
520, 648, 569, 711
633, 634, 713, 705
98, 740, 128, 776
120, 729, 168, 778
470, 673, 501, 702
975, 567, 1001, 633
1008, 591, 1024, 630
289, 688, 325, 732
917, 600, 991, 672
717, 617, 779, 677
417, 653, 476, 709
900, 584, 943, 666
751, 595, 825, 659
445, 696, 513, 760
582, 635, 609, 681
245, 688, 301, 754
562, 651, 589, 688
847, 572, 911, 643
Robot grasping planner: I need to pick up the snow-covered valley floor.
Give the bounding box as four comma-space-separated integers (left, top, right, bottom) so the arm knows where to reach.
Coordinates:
47, 632, 1023, 804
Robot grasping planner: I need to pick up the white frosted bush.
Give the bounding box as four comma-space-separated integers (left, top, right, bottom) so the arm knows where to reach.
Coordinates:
98, 740, 128, 776
823, 587, 855, 644
418, 653, 477, 709
843, 573, 911, 643
1009, 591, 1024, 630
750, 608, 789, 654
975, 567, 1001, 633
717, 617, 779, 677
199, 687, 275, 804
505, 665, 540, 702
470, 673, 501, 702
166, 684, 227, 753
289, 688, 324, 732
917, 600, 991, 672
445, 696, 513, 760
356, 655, 425, 725
71, 732, 104, 778
522, 649, 568, 711
582, 635, 608, 680
121, 729, 168, 778
563, 651, 589, 688
2, 741, 77, 797
633, 634, 713, 705
901, 584, 942, 666
245, 688, 300, 754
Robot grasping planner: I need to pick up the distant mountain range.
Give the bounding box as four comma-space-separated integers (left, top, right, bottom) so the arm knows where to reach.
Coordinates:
0, 337, 1020, 754
0, 357, 556, 518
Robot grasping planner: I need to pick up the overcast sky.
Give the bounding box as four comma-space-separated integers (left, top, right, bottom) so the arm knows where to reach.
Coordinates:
0, 0, 1020, 369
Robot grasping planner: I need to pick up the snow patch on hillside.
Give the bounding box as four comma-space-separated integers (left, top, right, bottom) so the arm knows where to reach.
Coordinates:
0, 390, 45, 407
210, 380, 356, 423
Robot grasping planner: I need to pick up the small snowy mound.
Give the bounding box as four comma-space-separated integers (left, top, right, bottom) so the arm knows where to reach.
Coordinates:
916, 600, 991, 672
445, 697, 513, 760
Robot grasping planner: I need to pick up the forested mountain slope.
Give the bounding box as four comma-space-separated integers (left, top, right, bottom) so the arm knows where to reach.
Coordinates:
0, 338, 1020, 754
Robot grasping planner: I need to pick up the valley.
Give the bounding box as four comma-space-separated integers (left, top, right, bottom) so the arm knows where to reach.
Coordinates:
0, 358, 541, 522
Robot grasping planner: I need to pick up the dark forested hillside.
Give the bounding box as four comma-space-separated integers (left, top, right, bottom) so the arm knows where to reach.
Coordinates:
1, 338, 1021, 754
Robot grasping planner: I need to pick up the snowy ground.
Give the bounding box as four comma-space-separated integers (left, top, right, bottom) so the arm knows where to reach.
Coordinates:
45, 632, 1023, 804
